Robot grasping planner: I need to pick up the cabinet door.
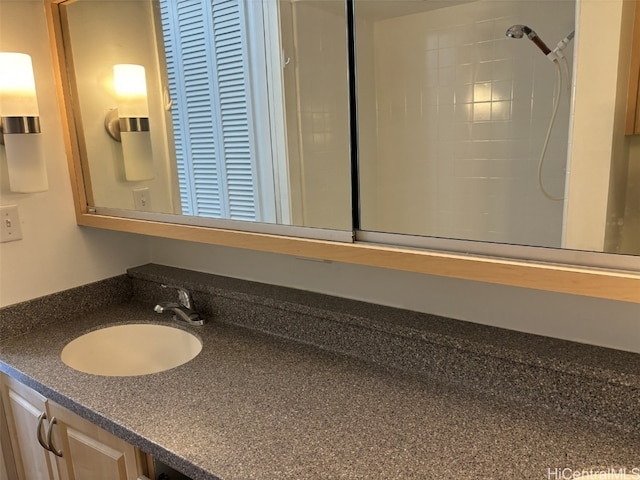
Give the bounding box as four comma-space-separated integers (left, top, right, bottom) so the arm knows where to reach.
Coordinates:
47, 402, 146, 480
0, 375, 60, 480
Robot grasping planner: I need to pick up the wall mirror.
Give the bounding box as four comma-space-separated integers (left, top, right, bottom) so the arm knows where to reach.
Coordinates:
48, 0, 640, 301
56, 0, 640, 255
57, 0, 353, 236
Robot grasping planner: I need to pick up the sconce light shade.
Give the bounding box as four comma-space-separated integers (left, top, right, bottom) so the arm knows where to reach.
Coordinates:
0, 53, 39, 116
107, 64, 154, 181
113, 64, 149, 118
0, 52, 47, 193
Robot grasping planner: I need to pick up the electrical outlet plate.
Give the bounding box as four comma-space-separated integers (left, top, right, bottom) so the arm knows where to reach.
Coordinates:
133, 187, 152, 212
0, 205, 23, 243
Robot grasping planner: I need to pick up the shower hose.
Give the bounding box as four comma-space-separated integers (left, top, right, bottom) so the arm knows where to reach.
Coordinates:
538, 55, 571, 201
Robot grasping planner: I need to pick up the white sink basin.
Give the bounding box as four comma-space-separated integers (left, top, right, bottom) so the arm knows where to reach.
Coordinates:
61, 324, 202, 376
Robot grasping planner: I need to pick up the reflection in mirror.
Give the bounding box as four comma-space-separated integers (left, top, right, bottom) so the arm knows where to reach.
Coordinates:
357, 0, 573, 246
60, 0, 352, 231
57, 0, 640, 258
355, 0, 640, 255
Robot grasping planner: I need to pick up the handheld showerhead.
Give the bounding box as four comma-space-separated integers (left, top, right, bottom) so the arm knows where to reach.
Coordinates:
505, 24, 528, 39
505, 24, 552, 56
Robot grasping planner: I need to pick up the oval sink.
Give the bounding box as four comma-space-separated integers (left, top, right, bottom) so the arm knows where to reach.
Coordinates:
61, 324, 202, 376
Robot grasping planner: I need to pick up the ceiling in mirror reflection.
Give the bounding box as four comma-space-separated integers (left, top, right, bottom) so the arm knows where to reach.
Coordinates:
59, 0, 640, 256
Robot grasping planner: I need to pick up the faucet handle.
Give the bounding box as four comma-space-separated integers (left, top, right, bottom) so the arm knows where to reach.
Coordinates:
161, 284, 194, 309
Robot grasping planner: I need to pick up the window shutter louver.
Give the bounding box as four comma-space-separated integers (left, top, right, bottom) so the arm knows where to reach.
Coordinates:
211, 0, 257, 221
159, 0, 257, 220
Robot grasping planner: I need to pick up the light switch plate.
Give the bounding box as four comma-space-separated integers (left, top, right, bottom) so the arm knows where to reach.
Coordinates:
0, 205, 23, 243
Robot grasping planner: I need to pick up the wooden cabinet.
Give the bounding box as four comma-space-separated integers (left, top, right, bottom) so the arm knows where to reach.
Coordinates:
1, 376, 60, 480
0, 374, 150, 480
48, 401, 146, 480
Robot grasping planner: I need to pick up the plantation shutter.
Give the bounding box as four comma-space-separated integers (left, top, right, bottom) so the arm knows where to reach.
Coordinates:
159, 0, 258, 220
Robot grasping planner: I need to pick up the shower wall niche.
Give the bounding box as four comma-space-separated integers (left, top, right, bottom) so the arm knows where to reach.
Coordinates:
356, 0, 575, 248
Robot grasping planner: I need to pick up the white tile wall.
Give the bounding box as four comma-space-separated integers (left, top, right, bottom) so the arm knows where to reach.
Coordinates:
359, 0, 575, 247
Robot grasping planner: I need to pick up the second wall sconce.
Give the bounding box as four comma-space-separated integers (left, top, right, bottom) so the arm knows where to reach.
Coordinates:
105, 64, 154, 181
0, 52, 48, 193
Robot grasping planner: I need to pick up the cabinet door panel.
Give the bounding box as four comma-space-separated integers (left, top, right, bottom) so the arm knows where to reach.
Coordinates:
65, 428, 129, 479
48, 402, 144, 480
1, 379, 59, 480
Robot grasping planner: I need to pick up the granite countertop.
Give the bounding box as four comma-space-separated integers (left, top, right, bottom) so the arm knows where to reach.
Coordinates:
0, 300, 638, 480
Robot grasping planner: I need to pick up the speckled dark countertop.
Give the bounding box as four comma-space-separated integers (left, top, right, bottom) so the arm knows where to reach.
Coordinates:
0, 265, 639, 480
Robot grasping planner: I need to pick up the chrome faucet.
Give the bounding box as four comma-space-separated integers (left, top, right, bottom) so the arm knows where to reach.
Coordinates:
154, 284, 205, 326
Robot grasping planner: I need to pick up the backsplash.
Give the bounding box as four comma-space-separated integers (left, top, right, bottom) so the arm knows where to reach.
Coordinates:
0, 275, 132, 342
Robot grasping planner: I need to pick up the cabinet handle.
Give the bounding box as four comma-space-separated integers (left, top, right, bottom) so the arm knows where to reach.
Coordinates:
36, 412, 50, 451
45, 416, 63, 457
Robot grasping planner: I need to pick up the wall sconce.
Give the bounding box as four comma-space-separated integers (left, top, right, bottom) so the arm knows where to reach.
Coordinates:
0, 52, 48, 193
104, 64, 154, 181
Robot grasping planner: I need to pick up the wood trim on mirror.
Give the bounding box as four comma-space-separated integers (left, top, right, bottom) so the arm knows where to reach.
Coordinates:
46, 0, 640, 305
46, 0, 91, 220
77, 212, 640, 303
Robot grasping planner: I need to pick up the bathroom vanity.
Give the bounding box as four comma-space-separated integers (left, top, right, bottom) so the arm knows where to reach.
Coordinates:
0, 264, 638, 479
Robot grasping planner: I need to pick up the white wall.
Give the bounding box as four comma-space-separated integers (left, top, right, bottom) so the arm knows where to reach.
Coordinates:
359, 0, 573, 247
0, 0, 150, 307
